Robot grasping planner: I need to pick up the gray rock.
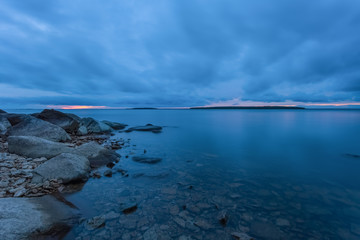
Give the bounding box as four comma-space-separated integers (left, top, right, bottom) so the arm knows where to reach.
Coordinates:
76, 125, 88, 136
80, 117, 113, 133
101, 120, 127, 130
9, 116, 70, 142
0, 115, 11, 134
33, 153, 90, 184
13, 187, 26, 197
104, 169, 112, 177
75, 141, 120, 168
127, 124, 162, 132
132, 156, 162, 164
33, 109, 80, 133
65, 113, 82, 121
0, 195, 77, 240
8, 136, 73, 159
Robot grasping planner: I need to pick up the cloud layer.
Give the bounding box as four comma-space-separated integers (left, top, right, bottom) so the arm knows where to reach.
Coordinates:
0, 0, 359, 108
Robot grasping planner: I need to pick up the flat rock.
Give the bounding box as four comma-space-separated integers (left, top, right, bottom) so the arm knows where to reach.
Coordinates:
127, 124, 162, 132
9, 116, 70, 142
33, 109, 80, 133
101, 120, 127, 130
75, 141, 120, 168
80, 117, 113, 134
8, 136, 73, 159
132, 156, 162, 164
0, 195, 78, 240
33, 153, 90, 184
120, 200, 138, 214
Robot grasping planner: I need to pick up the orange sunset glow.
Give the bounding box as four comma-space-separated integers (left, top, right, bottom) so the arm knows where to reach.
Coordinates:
46, 105, 109, 110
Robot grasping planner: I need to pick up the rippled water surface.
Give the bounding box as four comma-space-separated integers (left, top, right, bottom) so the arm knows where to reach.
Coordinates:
28, 109, 360, 239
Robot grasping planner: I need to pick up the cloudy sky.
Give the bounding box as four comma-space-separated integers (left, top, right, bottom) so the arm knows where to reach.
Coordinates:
0, 0, 359, 109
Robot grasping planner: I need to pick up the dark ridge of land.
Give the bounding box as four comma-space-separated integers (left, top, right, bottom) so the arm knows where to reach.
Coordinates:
128, 108, 158, 110
190, 106, 306, 110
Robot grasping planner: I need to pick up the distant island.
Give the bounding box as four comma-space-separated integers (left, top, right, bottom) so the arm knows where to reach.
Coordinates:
190, 106, 306, 110
128, 107, 158, 110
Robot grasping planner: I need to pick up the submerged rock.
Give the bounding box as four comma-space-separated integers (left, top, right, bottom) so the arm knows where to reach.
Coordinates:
80, 117, 113, 134
120, 200, 138, 214
75, 141, 120, 168
8, 136, 73, 159
127, 124, 162, 132
8, 116, 70, 142
231, 232, 254, 240
85, 215, 105, 230
33, 153, 90, 184
33, 109, 80, 133
0, 195, 77, 240
101, 120, 127, 130
132, 156, 162, 164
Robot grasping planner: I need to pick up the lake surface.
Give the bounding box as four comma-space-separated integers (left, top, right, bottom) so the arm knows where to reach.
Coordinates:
14, 109, 360, 239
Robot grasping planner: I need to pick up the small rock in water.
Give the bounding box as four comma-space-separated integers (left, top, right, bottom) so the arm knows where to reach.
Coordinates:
120, 200, 138, 214
231, 232, 254, 240
218, 210, 229, 227
106, 162, 115, 169
104, 170, 112, 177
132, 156, 162, 164
86, 215, 106, 230
276, 218, 290, 227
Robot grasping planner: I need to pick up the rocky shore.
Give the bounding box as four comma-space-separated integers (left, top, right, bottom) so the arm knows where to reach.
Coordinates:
0, 108, 162, 239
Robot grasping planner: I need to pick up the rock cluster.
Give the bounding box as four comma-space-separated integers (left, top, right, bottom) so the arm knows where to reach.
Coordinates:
0, 109, 125, 198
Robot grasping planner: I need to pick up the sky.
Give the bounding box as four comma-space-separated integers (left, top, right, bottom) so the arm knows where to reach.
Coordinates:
0, 0, 360, 109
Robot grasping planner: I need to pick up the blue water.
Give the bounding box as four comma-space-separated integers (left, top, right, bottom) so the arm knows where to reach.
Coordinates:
12, 109, 360, 239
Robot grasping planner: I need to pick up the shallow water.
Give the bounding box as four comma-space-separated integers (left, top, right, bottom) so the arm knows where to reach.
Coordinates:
13, 109, 360, 239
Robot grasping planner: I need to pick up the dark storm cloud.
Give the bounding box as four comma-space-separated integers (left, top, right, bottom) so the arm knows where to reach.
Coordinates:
0, 0, 359, 108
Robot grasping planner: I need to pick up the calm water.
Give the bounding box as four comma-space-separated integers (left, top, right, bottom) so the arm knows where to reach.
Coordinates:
12, 109, 360, 239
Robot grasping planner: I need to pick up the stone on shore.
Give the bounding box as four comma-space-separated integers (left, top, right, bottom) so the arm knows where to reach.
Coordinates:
8, 116, 71, 142
8, 136, 73, 159
101, 120, 127, 130
76, 125, 88, 136
80, 117, 113, 133
33, 153, 90, 184
127, 124, 162, 132
0, 115, 11, 134
0, 109, 6, 113
0, 195, 78, 240
33, 109, 80, 133
75, 141, 120, 168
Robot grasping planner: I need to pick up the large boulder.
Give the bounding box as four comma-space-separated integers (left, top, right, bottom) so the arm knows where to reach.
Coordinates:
80, 117, 113, 133
101, 120, 127, 130
75, 141, 120, 168
3, 113, 31, 126
0, 109, 6, 113
33, 153, 90, 184
8, 116, 70, 142
33, 109, 80, 133
0, 115, 11, 134
8, 136, 73, 159
0, 195, 78, 240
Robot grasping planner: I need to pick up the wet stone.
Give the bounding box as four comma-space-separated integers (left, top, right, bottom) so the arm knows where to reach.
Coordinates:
120, 200, 138, 214
276, 218, 290, 227
231, 232, 254, 240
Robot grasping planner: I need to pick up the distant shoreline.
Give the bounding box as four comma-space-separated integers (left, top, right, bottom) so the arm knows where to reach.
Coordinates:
190, 106, 306, 110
